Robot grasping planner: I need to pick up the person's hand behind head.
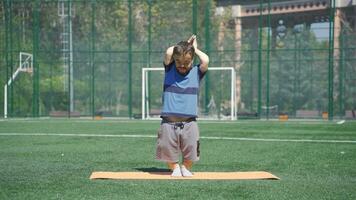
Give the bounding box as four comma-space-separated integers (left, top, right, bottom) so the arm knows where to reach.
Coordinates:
187, 35, 197, 50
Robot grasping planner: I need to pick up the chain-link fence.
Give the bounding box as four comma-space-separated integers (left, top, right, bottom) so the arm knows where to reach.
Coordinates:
1, 0, 355, 120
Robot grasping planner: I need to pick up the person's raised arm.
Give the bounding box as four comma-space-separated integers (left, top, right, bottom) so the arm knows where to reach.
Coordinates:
188, 35, 209, 73
164, 46, 175, 66
195, 48, 209, 73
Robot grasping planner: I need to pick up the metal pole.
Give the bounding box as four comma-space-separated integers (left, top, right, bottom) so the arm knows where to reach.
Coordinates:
4, 86, 7, 118
249, 48, 254, 112
204, 0, 211, 115
50, 56, 53, 115
147, 0, 152, 117
66, 0, 70, 117
4, 0, 10, 118
91, 0, 96, 118
32, 0, 40, 117
231, 68, 236, 120
297, 31, 301, 110
9, 0, 13, 117
339, 30, 344, 117
293, 33, 297, 116
142, 69, 145, 119
67, 0, 74, 115
192, 0, 197, 35
328, 0, 335, 120
128, 0, 133, 118
192, 0, 198, 70
109, 53, 113, 111
147, 0, 152, 67
266, 0, 271, 120
257, 0, 263, 118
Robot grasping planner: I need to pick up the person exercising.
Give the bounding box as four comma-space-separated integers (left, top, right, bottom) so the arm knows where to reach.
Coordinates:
156, 35, 209, 177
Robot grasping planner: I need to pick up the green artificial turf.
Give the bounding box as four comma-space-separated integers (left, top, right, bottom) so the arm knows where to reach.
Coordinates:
0, 119, 355, 199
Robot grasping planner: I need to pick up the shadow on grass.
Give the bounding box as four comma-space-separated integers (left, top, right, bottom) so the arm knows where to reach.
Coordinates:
134, 167, 171, 175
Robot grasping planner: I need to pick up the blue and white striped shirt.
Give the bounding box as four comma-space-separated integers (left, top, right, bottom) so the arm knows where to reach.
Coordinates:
161, 62, 206, 118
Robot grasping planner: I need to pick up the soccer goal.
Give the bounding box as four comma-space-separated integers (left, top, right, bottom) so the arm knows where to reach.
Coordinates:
261, 105, 279, 119
3, 52, 33, 118
142, 67, 236, 120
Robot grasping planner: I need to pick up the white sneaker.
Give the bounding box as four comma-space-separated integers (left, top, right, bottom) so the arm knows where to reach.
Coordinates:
171, 165, 182, 177
180, 165, 193, 177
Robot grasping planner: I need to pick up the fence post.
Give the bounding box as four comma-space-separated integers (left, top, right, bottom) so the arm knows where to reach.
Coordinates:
91, 0, 96, 119
32, 0, 40, 117
204, 0, 211, 114
147, 0, 152, 116
257, 0, 263, 118
338, 30, 344, 118
4, 0, 10, 118
266, 0, 271, 120
192, 0, 197, 35
128, 0, 133, 118
328, 0, 335, 120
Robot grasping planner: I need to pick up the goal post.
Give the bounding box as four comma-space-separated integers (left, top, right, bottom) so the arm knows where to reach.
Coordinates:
4, 52, 33, 118
142, 67, 236, 120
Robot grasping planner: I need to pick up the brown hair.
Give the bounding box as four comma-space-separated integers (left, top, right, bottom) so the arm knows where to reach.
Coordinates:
172, 41, 195, 60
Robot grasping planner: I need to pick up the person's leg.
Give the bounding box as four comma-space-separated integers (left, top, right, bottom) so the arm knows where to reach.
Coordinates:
168, 162, 182, 177
181, 160, 193, 177
156, 122, 181, 176
180, 121, 200, 176
182, 160, 193, 169
167, 162, 176, 170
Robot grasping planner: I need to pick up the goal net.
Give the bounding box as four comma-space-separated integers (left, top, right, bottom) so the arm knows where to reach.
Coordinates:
261, 105, 279, 118
142, 67, 236, 120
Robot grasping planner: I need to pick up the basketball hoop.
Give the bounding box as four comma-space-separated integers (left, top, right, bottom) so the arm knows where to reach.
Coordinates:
4, 52, 33, 118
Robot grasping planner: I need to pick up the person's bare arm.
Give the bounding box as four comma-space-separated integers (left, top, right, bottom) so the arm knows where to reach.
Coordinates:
195, 48, 209, 73
188, 35, 209, 73
164, 46, 175, 66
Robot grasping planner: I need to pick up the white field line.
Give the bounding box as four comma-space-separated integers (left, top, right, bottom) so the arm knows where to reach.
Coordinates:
1, 118, 349, 124
0, 133, 356, 144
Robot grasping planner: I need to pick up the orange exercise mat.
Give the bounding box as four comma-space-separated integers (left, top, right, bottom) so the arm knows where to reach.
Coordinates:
90, 171, 279, 180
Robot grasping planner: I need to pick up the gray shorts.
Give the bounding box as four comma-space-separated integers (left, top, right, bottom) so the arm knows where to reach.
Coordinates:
156, 121, 200, 163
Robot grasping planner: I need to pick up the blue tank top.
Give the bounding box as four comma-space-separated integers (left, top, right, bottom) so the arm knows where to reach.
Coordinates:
161, 62, 205, 118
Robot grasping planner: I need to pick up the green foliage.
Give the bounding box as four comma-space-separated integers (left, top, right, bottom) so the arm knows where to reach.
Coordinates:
1, 1, 355, 118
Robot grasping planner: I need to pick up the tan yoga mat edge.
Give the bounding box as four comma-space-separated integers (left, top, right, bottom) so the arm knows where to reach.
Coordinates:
90, 171, 280, 180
